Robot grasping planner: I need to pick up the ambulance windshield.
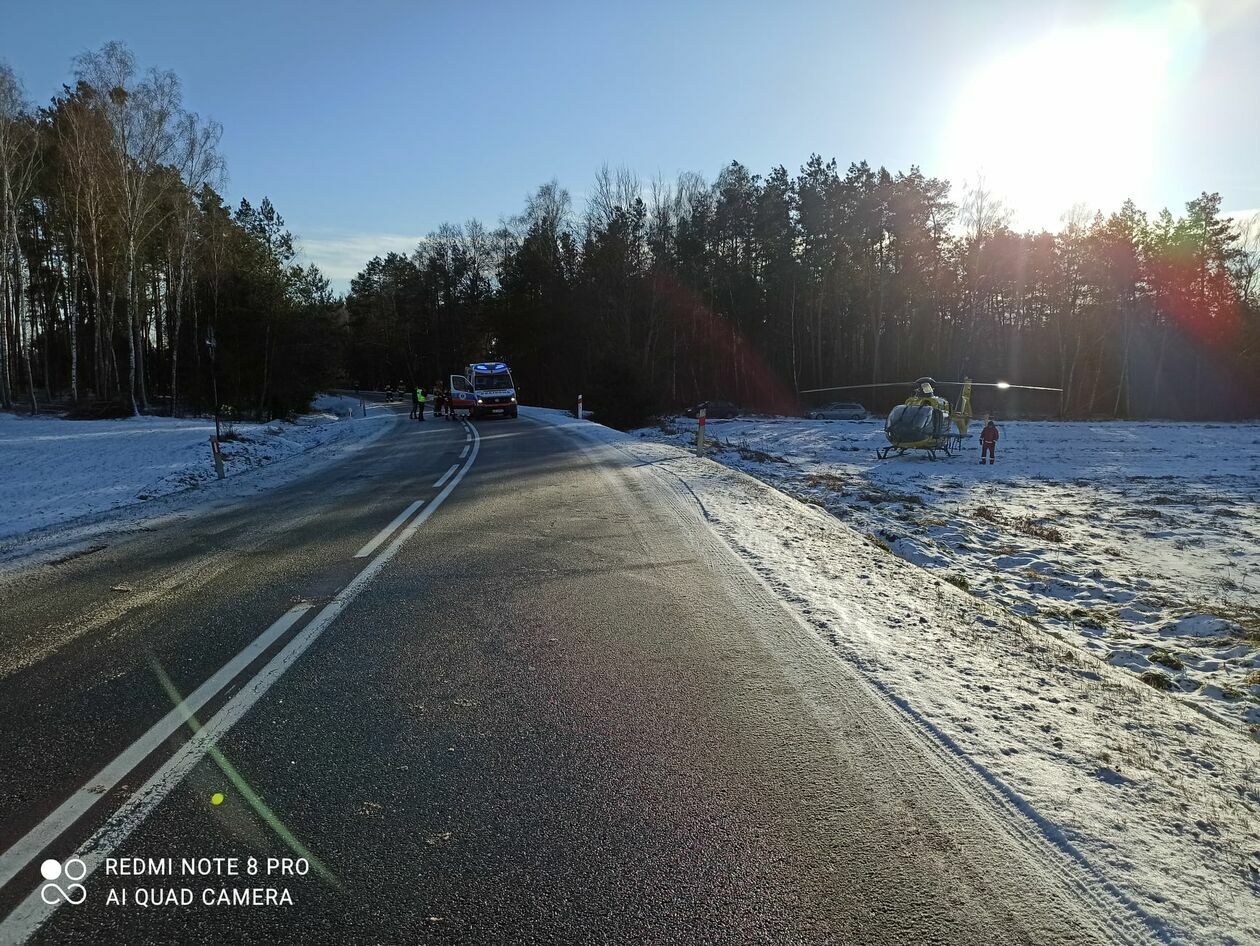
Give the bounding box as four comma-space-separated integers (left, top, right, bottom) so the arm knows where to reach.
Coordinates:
475, 371, 513, 390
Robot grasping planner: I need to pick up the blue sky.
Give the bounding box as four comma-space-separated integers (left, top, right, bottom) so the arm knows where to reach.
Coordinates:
5, 0, 1258, 289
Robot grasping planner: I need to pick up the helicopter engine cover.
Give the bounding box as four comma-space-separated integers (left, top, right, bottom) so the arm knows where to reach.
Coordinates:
886, 403, 946, 444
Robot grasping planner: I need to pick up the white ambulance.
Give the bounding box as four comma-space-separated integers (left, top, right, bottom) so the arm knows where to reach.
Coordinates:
449, 361, 518, 419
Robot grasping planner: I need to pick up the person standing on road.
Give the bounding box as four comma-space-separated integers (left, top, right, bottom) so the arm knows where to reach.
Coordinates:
409, 384, 419, 420
980, 419, 999, 464
416, 386, 427, 422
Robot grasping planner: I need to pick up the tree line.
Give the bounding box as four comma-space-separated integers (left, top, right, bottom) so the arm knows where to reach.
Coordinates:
347, 163, 1260, 425
0, 43, 338, 420
4, 44, 1257, 427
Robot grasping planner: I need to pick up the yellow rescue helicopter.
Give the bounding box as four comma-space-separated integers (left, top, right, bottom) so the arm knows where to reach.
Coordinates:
800, 377, 1062, 459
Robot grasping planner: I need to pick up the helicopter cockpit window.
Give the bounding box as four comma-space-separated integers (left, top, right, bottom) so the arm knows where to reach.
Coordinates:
887, 404, 937, 438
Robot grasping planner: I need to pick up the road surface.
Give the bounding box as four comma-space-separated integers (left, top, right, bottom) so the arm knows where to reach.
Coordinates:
0, 405, 1138, 944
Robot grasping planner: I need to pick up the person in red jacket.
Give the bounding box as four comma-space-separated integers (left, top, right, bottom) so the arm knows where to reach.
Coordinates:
980, 419, 999, 464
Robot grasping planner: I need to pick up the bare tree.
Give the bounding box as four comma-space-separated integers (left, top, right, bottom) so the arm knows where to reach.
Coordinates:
1232, 211, 1260, 306
74, 42, 183, 414
55, 84, 120, 398
167, 111, 223, 413
0, 62, 42, 412
959, 171, 1011, 243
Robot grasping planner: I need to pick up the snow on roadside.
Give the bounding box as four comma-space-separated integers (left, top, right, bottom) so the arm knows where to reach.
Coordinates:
640, 416, 1260, 735
0, 396, 394, 547
527, 407, 1260, 946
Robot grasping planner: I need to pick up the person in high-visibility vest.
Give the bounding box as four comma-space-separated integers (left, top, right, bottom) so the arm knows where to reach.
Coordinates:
416, 386, 426, 421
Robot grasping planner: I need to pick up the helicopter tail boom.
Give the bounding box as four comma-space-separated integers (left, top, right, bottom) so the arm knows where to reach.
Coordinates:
954, 378, 973, 436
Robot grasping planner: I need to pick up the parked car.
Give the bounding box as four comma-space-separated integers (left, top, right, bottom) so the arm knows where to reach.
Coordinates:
808, 401, 866, 420
684, 400, 740, 419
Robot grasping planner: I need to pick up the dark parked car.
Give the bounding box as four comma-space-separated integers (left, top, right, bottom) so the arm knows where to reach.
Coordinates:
684, 400, 740, 419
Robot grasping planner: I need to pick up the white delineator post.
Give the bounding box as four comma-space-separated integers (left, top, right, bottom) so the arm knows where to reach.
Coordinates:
209, 437, 226, 479
696, 407, 706, 455
577, 394, 583, 420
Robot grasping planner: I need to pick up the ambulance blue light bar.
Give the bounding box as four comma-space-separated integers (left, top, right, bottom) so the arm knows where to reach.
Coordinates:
473, 362, 507, 371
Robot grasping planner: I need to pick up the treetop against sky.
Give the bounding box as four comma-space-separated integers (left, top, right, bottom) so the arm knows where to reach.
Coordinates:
3, 0, 1258, 288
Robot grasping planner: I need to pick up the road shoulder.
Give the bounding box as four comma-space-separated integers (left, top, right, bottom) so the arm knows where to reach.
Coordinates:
526, 406, 1258, 946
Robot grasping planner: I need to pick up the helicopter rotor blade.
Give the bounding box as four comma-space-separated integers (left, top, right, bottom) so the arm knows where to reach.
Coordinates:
801, 380, 1064, 395
799, 382, 924, 394
964, 382, 1065, 392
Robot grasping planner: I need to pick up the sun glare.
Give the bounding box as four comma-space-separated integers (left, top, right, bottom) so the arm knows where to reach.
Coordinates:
942, 9, 1196, 230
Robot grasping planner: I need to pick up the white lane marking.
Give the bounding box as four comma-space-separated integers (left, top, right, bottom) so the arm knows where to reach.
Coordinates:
0, 422, 482, 943
354, 500, 423, 558
459, 444, 470, 459
0, 604, 312, 894
433, 464, 459, 488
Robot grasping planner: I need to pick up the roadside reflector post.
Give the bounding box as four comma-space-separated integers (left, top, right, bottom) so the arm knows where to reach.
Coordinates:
210, 436, 226, 479
696, 407, 706, 455
577, 394, 583, 420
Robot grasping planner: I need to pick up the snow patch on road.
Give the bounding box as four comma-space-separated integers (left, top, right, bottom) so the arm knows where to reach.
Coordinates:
528, 407, 1260, 946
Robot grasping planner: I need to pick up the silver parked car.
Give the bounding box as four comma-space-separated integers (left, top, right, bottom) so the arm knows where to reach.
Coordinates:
808, 401, 867, 420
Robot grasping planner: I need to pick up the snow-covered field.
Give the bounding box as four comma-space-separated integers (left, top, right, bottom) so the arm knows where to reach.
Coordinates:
528, 407, 1260, 946
0, 394, 394, 551
639, 416, 1260, 735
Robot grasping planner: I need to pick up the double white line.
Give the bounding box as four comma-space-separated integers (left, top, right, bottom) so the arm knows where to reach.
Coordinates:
0, 421, 481, 942
355, 500, 424, 558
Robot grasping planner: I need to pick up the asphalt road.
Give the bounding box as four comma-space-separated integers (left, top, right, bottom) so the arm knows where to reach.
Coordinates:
0, 407, 1132, 944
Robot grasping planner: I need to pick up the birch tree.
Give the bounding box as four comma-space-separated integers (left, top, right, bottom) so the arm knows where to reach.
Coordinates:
167, 111, 223, 413
74, 42, 183, 414
0, 62, 41, 412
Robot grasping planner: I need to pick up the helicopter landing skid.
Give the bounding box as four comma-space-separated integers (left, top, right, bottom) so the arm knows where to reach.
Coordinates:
878, 438, 964, 460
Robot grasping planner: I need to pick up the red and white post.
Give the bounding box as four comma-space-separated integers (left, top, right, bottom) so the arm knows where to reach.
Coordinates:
209, 436, 226, 479
696, 407, 706, 455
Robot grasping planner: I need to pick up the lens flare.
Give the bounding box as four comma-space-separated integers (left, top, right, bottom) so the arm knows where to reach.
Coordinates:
941, 6, 1199, 228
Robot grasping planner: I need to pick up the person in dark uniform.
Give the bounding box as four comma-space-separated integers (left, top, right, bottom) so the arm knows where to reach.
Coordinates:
980, 419, 999, 464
